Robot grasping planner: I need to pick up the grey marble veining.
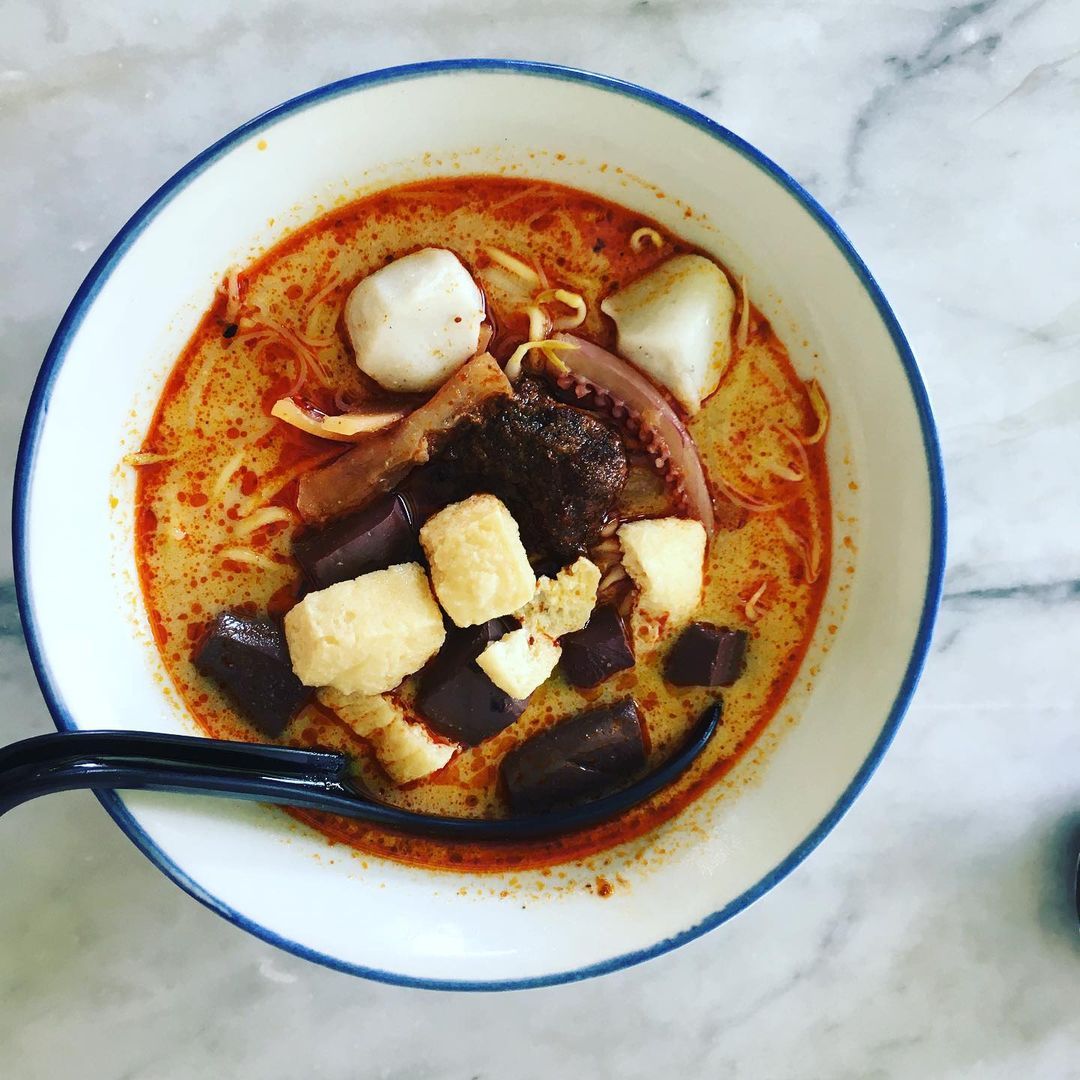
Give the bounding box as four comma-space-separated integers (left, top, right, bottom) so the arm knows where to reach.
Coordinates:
2, 1, 1079, 1076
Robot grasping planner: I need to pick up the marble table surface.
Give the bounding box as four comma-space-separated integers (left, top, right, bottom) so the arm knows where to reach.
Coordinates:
2, 1, 1078, 1076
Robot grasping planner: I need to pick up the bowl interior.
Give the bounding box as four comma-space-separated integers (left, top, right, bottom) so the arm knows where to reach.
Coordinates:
16, 63, 943, 988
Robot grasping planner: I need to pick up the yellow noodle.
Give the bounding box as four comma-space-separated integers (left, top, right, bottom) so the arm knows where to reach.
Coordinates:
537, 288, 587, 330
630, 226, 663, 252
504, 338, 577, 382
210, 450, 245, 500
234, 506, 294, 536
484, 247, 540, 284
524, 305, 549, 342
123, 451, 174, 467
220, 548, 281, 571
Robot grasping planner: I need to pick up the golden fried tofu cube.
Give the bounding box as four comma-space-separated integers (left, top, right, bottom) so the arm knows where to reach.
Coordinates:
476, 626, 561, 699
515, 557, 600, 639
419, 494, 536, 627
372, 718, 456, 784
284, 562, 445, 696
318, 687, 456, 784
316, 686, 397, 737
618, 518, 706, 631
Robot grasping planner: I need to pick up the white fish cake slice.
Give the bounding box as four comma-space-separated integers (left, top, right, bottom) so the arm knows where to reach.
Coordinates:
344, 247, 485, 393
601, 254, 736, 414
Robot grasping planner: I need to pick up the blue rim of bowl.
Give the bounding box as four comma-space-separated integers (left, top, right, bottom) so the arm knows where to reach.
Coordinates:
12, 58, 947, 992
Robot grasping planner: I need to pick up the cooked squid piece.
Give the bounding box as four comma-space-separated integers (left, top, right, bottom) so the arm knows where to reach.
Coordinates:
296, 352, 512, 524
550, 334, 716, 537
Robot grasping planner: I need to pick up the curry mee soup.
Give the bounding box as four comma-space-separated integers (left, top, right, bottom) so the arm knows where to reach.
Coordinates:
133, 176, 831, 871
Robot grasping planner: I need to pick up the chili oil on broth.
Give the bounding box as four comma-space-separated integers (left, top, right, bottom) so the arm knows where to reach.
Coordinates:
134, 176, 830, 873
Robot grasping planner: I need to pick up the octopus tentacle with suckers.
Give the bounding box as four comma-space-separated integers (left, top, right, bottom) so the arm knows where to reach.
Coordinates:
547, 367, 692, 517
536, 334, 719, 539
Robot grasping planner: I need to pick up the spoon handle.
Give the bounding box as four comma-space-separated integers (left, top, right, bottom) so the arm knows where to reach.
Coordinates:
0, 731, 353, 817
0, 704, 721, 839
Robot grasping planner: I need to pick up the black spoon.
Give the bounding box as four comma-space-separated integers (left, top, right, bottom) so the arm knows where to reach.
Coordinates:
0, 704, 721, 841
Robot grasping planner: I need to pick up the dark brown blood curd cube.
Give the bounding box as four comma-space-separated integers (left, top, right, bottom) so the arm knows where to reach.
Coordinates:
560, 606, 635, 688
664, 623, 749, 687
194, 611, 311, 737
292, 493, 416, 588
417, 618, 526, 745
396, 460, 467, 531
500, 697, 646, 813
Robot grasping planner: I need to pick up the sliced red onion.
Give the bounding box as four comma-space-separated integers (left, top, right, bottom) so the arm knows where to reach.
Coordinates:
553, 334, 715, 538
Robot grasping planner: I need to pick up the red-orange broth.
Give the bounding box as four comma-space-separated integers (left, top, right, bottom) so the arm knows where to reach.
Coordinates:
133, 176, 830, 871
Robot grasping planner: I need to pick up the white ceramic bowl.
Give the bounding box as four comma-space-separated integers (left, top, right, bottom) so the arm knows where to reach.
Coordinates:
14, 61, 945, 989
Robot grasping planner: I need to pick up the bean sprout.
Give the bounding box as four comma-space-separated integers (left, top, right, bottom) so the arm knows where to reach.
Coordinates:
799, 379, 830, 445
713, 471, 798, 513
776, 518, 823, 585
123, 451, 174, 467
771, 424, 811, 482
765, 462, 805, 482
